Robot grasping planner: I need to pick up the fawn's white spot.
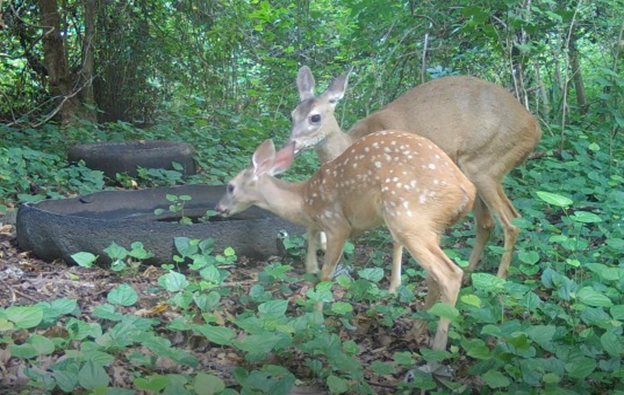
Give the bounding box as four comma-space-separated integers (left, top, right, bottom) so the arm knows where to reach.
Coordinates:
428, 163, 436, 170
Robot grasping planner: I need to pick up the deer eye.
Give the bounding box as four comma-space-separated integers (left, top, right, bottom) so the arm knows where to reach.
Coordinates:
310, 114, 321, 123
227, 184, 234, 194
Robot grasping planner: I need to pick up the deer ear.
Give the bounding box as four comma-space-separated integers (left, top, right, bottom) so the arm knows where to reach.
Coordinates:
252, 139, 276, 176
270, 142, 295, 176
297, 66, 315, 101
324, 66, 352, 105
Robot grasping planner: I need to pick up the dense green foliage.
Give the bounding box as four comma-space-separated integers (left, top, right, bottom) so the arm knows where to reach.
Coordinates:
0, 0, 623, 393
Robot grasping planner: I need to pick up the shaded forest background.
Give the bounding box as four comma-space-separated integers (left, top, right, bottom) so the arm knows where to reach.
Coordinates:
1, 0, 622, 157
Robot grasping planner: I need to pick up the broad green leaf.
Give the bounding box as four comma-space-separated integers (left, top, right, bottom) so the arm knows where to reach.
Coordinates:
134, 375, 169, 391
107, 284, 138, 306
49, 298, 78, 315
428, 303, 459, 321
565, 357, 596, 379
570, 211, 603, 223
606, 238, 624, 251
258, 300, 288, 318
420, 348, 451, 362
200, 265, 221, 284
175, 237, 198, 257
482, 369, 510, 388
158, 271, 190, 292
357, 267, 384, 282
193, 292, 221, 312
103, 242, 128, 260
92, 304, 123, 321
460, 294, 482, 308
0, 318, 14, 331
481, 325, 501, 337
535, 191, 573, 207
223, 246, 236, 257
506, 332, 531, 350
10, 343, 38, 358
600, 332, 624, 357
610, 305, 624, 320
66, 318, 103, 340
471, 272, 506, 292
518, 251, 540, 265
521, 292, 543, 309
393, 351, 415, 367
233, 333, 285, 354
27, 334, 55, 355
194, 324, 236, 345
53, 365, 79, 392
576, 286, 613, 307
84, 350, 116, 366
71, 251, 97, 267
330, 301, 354, 315
326, 375, 349, 393
542, 373, 561, 384
78, 360, 110, 390
526, 325, 556, 348
370, 361, 395, 375
194, 373, 225, 395
6, 305, 43, 329
461, 338, 491, 359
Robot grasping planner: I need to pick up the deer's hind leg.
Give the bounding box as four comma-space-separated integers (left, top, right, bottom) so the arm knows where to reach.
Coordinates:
390, 226, 462, 351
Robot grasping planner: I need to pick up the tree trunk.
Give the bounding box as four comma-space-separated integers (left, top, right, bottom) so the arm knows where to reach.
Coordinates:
79, 0, 97, 122
569, 36, 588, 115
38, 0, 95, 125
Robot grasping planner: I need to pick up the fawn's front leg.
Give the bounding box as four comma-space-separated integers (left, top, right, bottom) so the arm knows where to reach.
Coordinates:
304, 228, 320, 274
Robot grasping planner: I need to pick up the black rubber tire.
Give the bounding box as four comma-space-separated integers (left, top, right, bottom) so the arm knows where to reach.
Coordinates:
16, 185, 305, 266
67, 141, 196, 178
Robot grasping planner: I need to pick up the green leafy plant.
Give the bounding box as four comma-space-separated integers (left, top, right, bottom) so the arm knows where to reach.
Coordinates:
71, 241, 154, 273
154, 194, 194, 224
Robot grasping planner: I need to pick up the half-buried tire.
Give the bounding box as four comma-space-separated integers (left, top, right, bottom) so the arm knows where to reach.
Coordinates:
67, 141, 196, 178
16, 184, 304, 266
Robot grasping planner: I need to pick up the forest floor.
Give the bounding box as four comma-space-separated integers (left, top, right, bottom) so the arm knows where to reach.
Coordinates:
0, 217, 478, 394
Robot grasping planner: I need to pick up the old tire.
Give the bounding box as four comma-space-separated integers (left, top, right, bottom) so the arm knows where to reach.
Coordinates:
16, 184, 304, 266
67, 141, 196, 178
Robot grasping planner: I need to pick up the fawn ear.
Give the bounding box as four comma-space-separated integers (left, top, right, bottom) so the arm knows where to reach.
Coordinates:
252, 139, 276, 176
296, 66, 315, 101
270, 142, 295, 176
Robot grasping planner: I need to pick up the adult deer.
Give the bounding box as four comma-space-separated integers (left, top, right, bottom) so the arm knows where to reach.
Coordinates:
287, 66, 542, 281
216, 130, 475, 352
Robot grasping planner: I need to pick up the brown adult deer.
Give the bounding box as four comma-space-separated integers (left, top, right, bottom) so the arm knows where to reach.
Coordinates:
216, 130, 476, 352
288, 66, 542, 281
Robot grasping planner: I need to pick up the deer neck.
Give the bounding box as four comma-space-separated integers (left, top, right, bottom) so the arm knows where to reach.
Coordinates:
315, 118, 353, 163
257, 177, 312, 227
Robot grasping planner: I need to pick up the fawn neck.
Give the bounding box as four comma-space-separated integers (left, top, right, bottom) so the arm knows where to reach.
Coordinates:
256, 176, 312, 227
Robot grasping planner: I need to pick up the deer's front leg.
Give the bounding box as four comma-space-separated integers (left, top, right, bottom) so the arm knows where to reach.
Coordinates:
313, 228, 349, 312
319, 229, 349, 282
305, 228, 320, 274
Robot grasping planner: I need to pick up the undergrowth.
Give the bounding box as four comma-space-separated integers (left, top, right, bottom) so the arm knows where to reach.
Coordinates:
1, 114, 623, 393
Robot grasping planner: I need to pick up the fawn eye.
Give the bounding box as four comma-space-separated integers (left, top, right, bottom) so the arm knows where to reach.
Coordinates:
310, 114, 321, 123
227, 184, 234, 194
